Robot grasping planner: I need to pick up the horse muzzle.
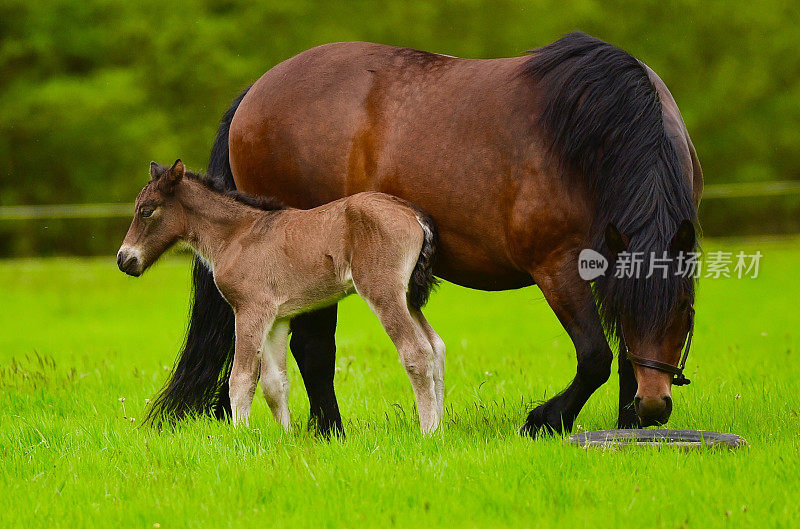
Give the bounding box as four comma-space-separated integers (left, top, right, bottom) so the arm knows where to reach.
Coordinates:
634, 394, 673, 426
117, 247, 143, 276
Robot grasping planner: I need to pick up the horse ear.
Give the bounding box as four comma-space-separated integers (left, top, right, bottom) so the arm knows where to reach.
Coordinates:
150, 161, 164, 181
670, 220, 696, 254
157, 159, 185, 194
605, 222, 629, 256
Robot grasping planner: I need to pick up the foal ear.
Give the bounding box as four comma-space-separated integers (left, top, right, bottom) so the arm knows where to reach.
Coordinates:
168, 159, 185, 179
158, 159, 185, 194
670, 219, 696, 254
605, 222, 629, 256
149, 161, 165, 181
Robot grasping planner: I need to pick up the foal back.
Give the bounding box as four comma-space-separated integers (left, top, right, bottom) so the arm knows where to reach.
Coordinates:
225, 192, 435, 319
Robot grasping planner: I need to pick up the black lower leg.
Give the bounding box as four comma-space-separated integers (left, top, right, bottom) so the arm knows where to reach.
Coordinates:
521, 267, 612, 438
617, 350, 639, 429
289, 305, 343, 437
522, 344, 611, 437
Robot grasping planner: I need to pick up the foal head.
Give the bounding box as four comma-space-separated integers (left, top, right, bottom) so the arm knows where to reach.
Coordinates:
117, 160, 188, 276
601, 220, 697, 426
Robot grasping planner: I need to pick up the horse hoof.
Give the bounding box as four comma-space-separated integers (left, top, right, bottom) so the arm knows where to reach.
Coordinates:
520, 405, 563, 438
616, 418, 640, 429
520, 422, 543, 438
308, 416, 345, 440
616, 405, 640, 429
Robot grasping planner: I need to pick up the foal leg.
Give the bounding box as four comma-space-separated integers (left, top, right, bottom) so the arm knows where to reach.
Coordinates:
521, 259, 613, 437
230, 307, 274, 426
260, 320, 292, 432
289, 305, 343, 437
366, 293, 439, 433
410, 308, 446, 422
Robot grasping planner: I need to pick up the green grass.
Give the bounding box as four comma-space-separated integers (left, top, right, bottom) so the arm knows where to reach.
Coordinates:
1, 238, 799, 528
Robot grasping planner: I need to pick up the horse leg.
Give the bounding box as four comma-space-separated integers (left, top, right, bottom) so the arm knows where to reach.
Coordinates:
521, 263, 613, 437
617, 349, 640, 428
289, 305, 343, 437
260, 319, 292, 432
366, 293, 438, 433
410, 308, 446, 422
230, 307, 274, 426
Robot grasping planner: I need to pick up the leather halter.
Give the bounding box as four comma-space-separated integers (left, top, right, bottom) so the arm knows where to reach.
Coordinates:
621, 305, 694, 387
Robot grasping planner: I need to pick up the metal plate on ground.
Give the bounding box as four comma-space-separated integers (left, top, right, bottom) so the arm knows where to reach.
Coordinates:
567, 429, 748, 449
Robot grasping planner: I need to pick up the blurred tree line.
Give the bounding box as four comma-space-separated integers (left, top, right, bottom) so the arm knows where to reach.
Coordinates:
1, 0, 799, 254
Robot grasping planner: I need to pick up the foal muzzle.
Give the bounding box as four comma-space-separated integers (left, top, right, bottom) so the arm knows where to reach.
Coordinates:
117, 247, 142, 276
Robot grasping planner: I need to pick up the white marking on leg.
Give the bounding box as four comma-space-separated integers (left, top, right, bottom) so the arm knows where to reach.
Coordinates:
260, 320, 292, 432
410, 309, 446, 424
430, 332, 446, 422
401, 343, 439, 434
230, 371, 256, 427
393, 318, 439, 432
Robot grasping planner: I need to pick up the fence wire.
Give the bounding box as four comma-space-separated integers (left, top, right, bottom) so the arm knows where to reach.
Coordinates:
1, 181, 799, 221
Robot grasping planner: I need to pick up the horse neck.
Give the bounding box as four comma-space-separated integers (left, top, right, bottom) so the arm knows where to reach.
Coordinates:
177, 180, 258, 268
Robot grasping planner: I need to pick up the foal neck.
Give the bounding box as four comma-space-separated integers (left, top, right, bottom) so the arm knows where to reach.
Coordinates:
177, 178, 269, 267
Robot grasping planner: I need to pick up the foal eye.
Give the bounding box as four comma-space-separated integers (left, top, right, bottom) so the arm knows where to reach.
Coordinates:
140, 208, 155, 218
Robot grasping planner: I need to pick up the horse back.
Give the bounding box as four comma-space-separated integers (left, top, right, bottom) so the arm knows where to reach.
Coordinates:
229, 42, 539, 290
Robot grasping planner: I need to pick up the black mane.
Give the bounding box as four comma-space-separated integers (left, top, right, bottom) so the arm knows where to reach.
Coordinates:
525, 32, 698, 341
186, 170, 285, 212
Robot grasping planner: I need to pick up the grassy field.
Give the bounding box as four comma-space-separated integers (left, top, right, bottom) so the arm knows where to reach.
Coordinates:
1, 238, 799, 528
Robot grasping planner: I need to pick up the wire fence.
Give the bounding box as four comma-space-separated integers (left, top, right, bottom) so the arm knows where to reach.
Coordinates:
0, 203, 131, 221
701, 180, 800, 199
1, 181, 799, 221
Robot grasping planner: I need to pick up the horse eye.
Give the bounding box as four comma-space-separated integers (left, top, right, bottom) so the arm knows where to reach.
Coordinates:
140, 208, 154, 218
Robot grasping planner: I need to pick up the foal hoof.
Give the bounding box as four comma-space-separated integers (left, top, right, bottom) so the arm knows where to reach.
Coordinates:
520, 405, 564, 438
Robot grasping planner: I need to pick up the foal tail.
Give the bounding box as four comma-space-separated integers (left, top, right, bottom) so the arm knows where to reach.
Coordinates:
144, 86, 251, 426
408, 210, 440, 310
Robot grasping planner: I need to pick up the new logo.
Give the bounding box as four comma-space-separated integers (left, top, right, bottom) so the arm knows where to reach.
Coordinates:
578, 249, 608, 281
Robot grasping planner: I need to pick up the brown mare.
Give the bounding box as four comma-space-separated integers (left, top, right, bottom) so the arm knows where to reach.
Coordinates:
145, 32, 702, 436
118, 160, 444, 432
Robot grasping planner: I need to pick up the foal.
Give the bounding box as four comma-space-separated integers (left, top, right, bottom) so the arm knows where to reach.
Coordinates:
117, 160, 445, 433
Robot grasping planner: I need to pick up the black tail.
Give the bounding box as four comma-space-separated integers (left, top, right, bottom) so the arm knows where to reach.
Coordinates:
144, 86, 251, 426
407, 210, 440, 310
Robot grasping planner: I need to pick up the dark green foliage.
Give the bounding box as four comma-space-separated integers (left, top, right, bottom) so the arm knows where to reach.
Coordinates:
1, 1, 799, 254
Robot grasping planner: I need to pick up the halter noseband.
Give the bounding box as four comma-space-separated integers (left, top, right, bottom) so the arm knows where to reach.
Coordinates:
621, 305, 694, 387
